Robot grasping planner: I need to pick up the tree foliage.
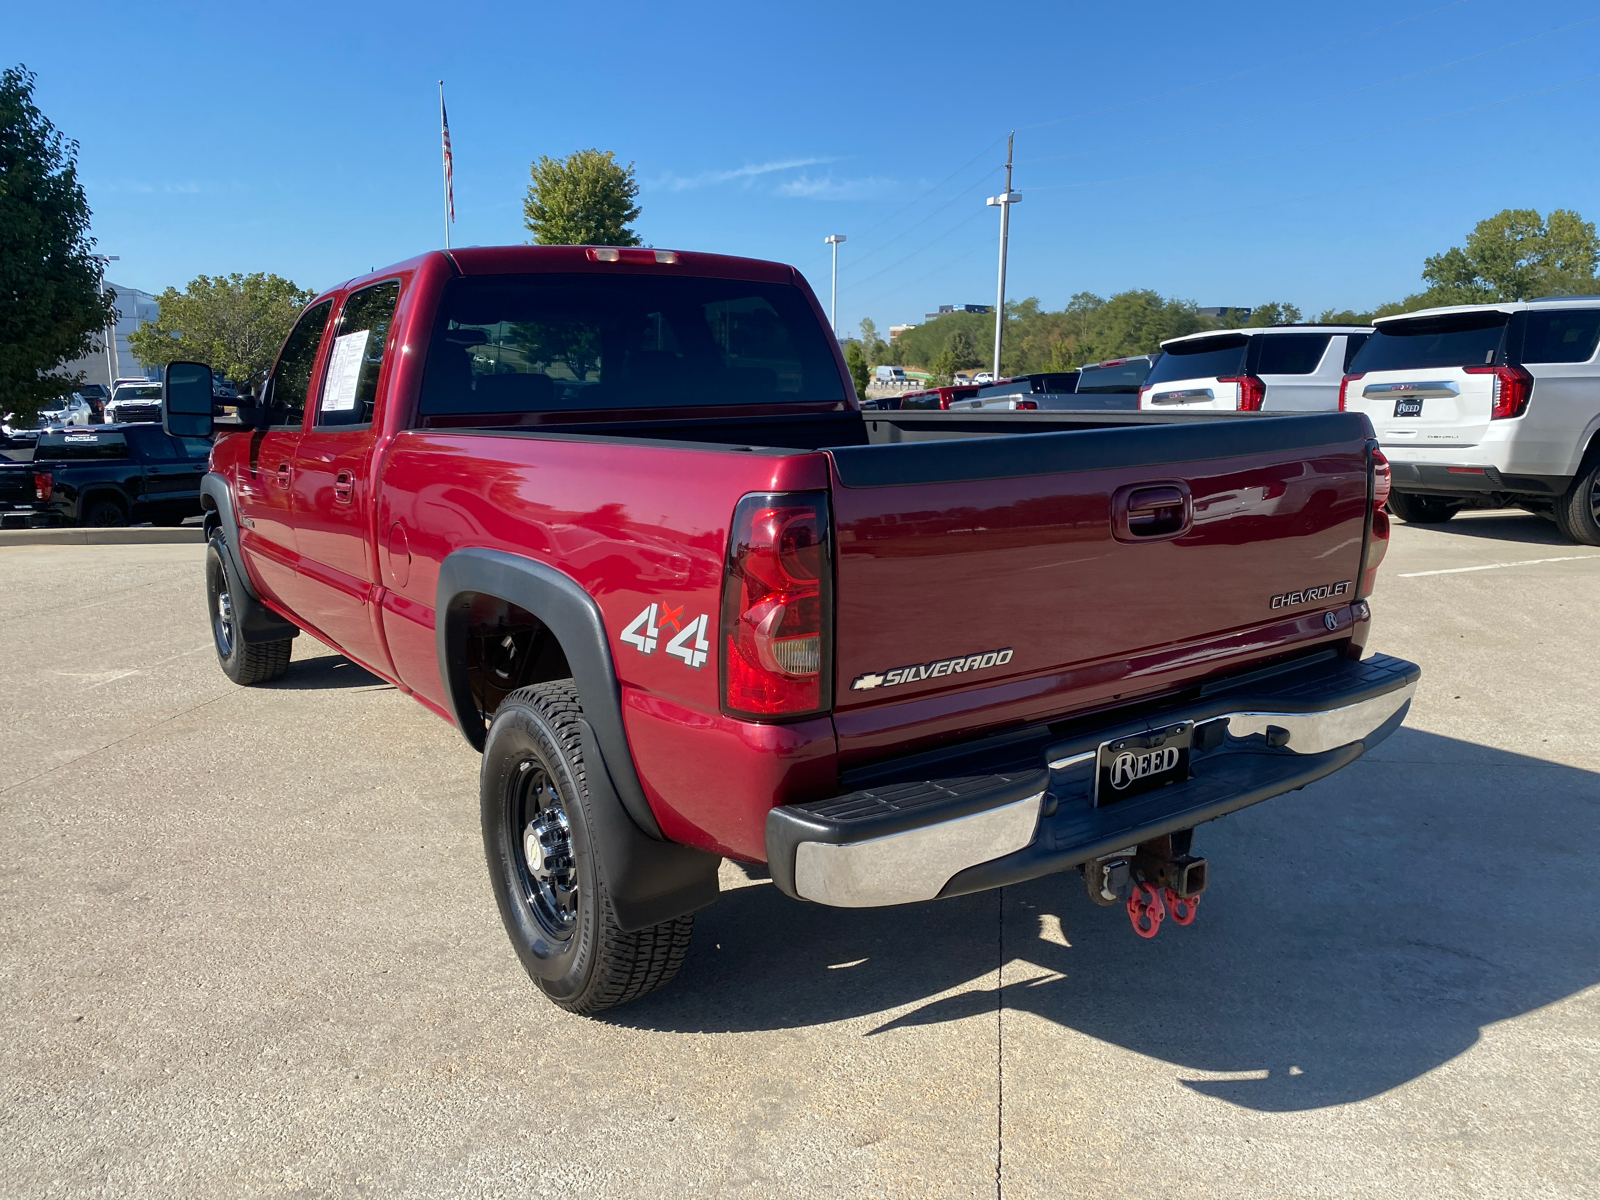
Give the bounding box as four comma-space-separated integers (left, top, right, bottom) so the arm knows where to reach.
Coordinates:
0, 64, 117, 421
127, 273, 315, 387
523, 149, 642, 247
843, 340, 870, 397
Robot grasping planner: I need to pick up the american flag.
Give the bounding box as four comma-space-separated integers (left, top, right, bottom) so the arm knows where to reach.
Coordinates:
439, 84, 455, 226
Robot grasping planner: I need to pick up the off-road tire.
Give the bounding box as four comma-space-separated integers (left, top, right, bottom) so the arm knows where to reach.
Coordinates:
1552, 458, 1600, 546
1386, 491, 1458, 524
481, 681, 694, 1014
82, 497, 127, 527
206, 535, 292, 684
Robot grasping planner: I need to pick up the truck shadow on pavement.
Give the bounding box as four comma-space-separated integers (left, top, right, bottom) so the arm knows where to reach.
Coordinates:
616, 728, 1599, 1112
1421, 511, 1570, 545
269, 653, 390, 691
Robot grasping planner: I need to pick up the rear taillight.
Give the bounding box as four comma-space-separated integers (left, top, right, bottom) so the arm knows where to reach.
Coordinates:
1013, 399, 1038, 410
1464, 364, 1532, 419
1137, 385, 1152, 409
1221, 375, 1266, 411
1339, 372, 1364, 411
721, 491, 832, 719
1361, 447, 1390, 598
33, 472, 52, 501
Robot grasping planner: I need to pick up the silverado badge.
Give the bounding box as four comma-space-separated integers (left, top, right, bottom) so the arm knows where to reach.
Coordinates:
851, 648, 1014, 691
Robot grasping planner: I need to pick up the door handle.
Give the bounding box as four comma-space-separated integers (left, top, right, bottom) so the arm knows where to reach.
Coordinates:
333, 470, 355, 504
1112, 481, 1192, 542
275, 462, 292, 489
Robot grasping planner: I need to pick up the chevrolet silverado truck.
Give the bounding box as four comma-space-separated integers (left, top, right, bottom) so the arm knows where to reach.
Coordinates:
162, 245, 1418, 1014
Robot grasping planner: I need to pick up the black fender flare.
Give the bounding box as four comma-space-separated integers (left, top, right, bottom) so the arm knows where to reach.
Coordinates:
438, 547, 720, 931
200, 472, 299, 644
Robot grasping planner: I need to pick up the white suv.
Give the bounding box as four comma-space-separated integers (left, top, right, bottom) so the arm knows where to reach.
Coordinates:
1340, 298, 1600, 545
1139, 325, 1373, 413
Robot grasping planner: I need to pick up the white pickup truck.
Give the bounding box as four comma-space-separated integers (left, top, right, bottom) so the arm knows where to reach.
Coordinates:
1339, 298, 1600, 545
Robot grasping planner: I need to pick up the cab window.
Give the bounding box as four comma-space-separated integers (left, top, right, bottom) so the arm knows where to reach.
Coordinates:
317, 281, 401, 427
266, 300, 334, 428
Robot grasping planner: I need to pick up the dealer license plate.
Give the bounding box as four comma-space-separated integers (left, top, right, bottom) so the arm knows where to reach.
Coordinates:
1095, 722, 1193, 807
1394, 398, 1424, 417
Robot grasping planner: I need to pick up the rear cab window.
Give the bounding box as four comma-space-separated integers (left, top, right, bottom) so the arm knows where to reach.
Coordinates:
1145, 335, 1248, 384
1076, 359, 1152, 393
417, 274, 846, 423
1350, 312, 1510, 372
35, 430, 129, 461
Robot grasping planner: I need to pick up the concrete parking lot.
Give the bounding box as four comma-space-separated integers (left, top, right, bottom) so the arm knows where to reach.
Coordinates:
1, 515, 1597, 1198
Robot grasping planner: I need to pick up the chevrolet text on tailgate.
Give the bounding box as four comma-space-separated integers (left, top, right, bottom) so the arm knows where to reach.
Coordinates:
163, 246, 1419, 1014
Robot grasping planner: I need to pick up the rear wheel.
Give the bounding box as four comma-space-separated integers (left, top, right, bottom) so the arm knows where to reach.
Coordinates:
481, 681, 694, 1014
207, 535, 292, 684
1552, 459, 1600, 546
1386, 492, 1458, 524
82, 497, 127, 527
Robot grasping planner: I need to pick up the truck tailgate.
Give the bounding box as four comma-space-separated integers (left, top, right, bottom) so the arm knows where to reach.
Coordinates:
827, 413, 1373, 764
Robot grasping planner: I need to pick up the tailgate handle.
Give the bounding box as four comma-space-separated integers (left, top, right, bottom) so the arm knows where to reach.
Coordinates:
1113, 482, 1192, 542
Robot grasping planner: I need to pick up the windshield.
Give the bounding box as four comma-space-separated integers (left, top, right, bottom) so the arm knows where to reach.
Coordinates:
1352, 312, 1509, 372
113, 385, 162, 401
1076, 358, 1153, 393
1145, 335, 1248, 385
419, 274, 845, 420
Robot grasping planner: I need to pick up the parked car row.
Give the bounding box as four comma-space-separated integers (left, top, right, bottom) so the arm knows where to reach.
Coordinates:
0, 424, 209, 528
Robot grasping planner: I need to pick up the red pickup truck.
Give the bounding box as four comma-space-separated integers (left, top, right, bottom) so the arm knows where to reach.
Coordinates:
162, 245, 1418, 1014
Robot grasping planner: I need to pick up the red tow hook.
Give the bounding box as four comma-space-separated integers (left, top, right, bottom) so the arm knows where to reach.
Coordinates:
1164, 888, 1200, 926
1127, 881, 1165, 938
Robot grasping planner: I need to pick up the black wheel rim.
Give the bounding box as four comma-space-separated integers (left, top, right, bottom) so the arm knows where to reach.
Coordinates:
208, 553, 235, 657
1589, 475, 1600, 524
509, 759, 579, 944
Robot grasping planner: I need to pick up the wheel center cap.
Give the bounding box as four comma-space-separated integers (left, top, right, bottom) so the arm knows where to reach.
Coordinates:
523, 826, 544, 873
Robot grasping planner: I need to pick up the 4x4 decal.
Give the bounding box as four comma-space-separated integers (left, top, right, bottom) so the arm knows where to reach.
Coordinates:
621, 603, 710, 670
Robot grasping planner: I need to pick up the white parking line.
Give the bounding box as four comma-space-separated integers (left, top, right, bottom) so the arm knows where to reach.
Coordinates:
1400, 554, 1600, 577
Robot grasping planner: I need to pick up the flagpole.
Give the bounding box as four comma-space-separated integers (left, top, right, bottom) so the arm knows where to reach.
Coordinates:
438, 80, 451, 250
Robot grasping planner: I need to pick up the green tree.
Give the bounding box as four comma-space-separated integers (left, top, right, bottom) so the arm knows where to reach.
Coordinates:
1418, 208, 1599, 304
857, 317, 888, 366
1317, 307, 1374, 325
127, 273, 315, 388
843, 340, 870, 397
1246, 301, 1303, 327
0, 65, 117, 422
523, 149, 642, 246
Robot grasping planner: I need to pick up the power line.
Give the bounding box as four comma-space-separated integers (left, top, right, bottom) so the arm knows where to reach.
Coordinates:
841, 207, 993, 296
1018, 13, 1600, 168
1015, 0, 1473, 135
840, 168, 1003, 274
1025, 72, 1600, 194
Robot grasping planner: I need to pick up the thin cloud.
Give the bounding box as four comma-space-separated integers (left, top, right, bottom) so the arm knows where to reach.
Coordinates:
775, 173, 907, 201
650, 157, 834, 192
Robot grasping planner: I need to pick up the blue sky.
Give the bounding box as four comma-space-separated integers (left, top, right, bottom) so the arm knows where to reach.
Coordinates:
13, 0, 1600, 336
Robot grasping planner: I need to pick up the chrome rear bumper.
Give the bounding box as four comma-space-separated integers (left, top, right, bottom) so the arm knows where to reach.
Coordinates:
767, 653, 1419, 907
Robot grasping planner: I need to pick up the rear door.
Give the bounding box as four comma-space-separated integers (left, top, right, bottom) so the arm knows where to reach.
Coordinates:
129, 426, 204, 521
1139, 335, 1249, 410
827, 415, 1373, 763
1342, 311, 1511, 450
283, 279, 403, 672
234, 298, 333, 607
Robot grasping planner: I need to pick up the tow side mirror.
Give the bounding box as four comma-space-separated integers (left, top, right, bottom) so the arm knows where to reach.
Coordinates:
164, 361, 214, 438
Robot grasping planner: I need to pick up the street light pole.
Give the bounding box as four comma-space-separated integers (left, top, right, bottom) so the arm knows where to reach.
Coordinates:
824, 234, 847, 336
93, 255, 120, 386
985, 134, 1019, 379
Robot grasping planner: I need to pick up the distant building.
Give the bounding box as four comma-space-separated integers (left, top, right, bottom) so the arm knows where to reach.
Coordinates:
923, 304, 993, 320
888, 324, 917, 344
1198, 306, 1251, 323
57, 282, 162, 389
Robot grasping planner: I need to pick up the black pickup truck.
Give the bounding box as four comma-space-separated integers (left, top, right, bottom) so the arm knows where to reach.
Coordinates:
2, 425, 211, 527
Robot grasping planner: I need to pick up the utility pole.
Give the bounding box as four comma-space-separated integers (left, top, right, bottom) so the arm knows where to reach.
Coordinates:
986, 134, 1020, 379
824, 234, 847, 336
94, 255, 120, 385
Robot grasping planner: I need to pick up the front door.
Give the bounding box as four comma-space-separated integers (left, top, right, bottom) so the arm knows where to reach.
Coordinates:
234, 298, 332, 608
284, 280, 403, 674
